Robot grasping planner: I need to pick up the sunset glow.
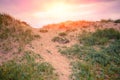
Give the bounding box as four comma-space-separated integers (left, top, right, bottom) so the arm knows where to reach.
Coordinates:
47, 2, 70, 14
0, 0, 120, 28
34, 2, 71, 18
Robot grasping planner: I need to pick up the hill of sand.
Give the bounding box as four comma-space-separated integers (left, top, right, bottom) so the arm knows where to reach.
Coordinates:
0, 14, 120, 80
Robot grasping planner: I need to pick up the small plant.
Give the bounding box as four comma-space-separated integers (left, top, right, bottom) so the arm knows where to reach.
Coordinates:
34, 34, 41, 38
82, 26, 88, 28
17, 46, 23, 53
52, 36, 69, 44
58, 32, 67, 36
39, 29, 48, 33
46, 49, 52, 54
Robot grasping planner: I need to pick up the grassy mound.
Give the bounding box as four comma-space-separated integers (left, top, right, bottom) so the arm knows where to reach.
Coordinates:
0, 51, 58, 80
0, 13, 40, 53
59, 28, 120, 80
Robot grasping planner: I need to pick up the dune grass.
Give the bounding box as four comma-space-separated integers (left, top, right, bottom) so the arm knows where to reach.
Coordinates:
58, 32, 67, 36
52, 36, 69, 44
78, 28, 120, 45
0, 13, 40, 53
0, 50, 58, 80
59, 28, 120, 80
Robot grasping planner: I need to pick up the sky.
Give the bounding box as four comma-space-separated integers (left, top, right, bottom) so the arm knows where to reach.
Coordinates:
0, 0, 120, 28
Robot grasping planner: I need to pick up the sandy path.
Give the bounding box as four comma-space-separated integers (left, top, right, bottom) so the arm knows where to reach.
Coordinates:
31, 30, 71, 80
40, 46, 71, 80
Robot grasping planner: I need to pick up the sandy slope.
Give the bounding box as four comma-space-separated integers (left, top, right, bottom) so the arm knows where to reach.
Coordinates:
28, 30, 73, 80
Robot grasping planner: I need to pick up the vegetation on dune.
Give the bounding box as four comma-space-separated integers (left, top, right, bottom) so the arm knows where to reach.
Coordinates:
1, 13, 120, 80
58, 32, 67, 36
52, 32, 69, 44
114, 19, 120, 23
59, 28, 120, 80
0, 13, 57, 79
100, 19, 120, 23
0, 50, 58, 80
0, 13, 40, 53
39, 29, 48, 33
100, 19, 113, 23
52, 36, 69, 44
79, 28, 120, 45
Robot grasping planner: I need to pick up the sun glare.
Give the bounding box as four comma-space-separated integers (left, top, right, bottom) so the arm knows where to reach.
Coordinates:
45, 2, 70, 17
33, 1, 72, 19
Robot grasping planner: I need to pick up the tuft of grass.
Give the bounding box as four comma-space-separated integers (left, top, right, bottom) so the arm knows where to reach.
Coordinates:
52, 36, 69, 44
58, 32, 67, 36
34, 34, 41, 38
39, 29, 48, 33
